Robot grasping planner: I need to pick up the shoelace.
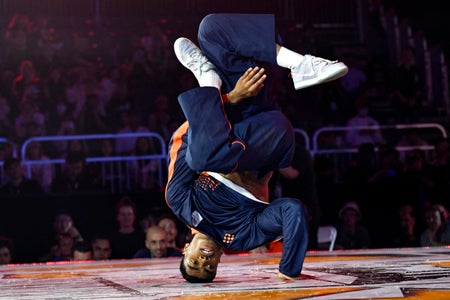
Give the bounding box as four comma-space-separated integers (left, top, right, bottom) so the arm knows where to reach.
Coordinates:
185, 48, 213, 73
310, 56, 338, 65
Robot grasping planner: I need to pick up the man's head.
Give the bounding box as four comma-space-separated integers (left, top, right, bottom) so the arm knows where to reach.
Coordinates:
145, 226, 168, 258
180, 233, 223, 283
0, 236, 14, 265
72, 241, 93, 261
53, 210, 74, 235
91, 233, 112, 260
158, 216, 178, 247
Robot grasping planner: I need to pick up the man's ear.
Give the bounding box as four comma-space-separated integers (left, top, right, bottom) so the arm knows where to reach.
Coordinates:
182, 243, 190, 254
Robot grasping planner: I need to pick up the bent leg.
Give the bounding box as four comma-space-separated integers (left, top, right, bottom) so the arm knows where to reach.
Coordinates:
232, 110, 295, 176
178, 87, 245, 173
198, 13, 280, 93
256, 198, 309, 278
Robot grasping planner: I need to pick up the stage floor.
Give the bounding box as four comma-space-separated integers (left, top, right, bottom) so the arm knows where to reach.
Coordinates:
1, 247, 450, 299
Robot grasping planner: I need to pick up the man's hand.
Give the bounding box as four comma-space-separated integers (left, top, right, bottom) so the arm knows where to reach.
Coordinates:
227, 67, 266, 103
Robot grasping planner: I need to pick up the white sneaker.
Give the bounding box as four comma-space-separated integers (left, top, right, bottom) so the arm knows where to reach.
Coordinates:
174, 37, 221, 88
291, 54, 348, 90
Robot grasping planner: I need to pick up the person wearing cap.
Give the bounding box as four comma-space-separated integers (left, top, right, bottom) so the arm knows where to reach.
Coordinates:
334, 201, 371, 250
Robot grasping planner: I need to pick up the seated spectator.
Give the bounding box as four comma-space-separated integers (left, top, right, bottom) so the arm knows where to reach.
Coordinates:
52, 209, 84, 242
109, 196, 145, 259
72, 241, 93, 261
397, 149, 435, 211
47, 233, 75, 262
157, 214, 187, 250
0, 236, 14, 265
368, 145, 402, 184
133, 226, 182, 259
91, 233, 112, 260
127, 136, 159, 190
40, 209, 84, 261
0, 157, 44, 195
343, 143, 377, 186
114, 110, 150, 155
24, 141, 54, 192
388, 205, 421, 248
51, 151, 100, 193
335, 201, 371, 250
139, 212, 158, 233
420, 204, 450, 246
344, 94, 384, 148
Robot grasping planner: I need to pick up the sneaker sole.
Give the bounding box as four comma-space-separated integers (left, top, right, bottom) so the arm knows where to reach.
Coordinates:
173, 38, 191, 70
294, 65, 348, 90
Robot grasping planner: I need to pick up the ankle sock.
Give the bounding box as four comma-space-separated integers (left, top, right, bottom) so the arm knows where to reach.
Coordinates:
198, 71, 222, 89
276, 47, 304, 69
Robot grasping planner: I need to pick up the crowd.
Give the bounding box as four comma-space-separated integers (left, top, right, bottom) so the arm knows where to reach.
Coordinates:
0, 10, 449, 265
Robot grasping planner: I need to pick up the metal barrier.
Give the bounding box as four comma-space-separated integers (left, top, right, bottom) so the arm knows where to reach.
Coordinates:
1, 123, 447, 192
20, 132, 168, 193
310, 123, 448, 183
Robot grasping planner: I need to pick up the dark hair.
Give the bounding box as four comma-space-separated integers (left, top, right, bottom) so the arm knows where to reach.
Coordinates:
90, 232, 111, 243
0, 236, 14, 260
72, 241, 92, 254
179, 257, 216, 283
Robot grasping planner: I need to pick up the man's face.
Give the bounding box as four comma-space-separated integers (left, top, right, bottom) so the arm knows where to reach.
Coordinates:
0, 246, 12, 265
182, 233, 223, 280
158, 218, 178, 244
117, 206, 136, 228
146, 230, 168, 258
54, 214, 73, 234
92, 239, 112, 260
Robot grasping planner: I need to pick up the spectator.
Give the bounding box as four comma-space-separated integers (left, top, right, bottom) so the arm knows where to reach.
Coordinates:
3, 13, 33, 69
52, 208, 84, 241
133, 225, 182, 259
128, 136, 159, 190
428, 138, 450, 206
338, 54, 368, 102
0, 94, 13, 140
368, 145, 402, 184
397, 149, 435, 211
0, 157, 44, 195
91, 233, 112, 260
388, 205, 421, 248
72, 241, 93, 261
40, 208, 84, 261
50, 151, 99, 193
14, 97, 46, 144
146, 94, 179, 144
343, 143, 378, 188
45, 233, 75, 262
77, 93, 109, 134
64, 68, 87, 121
24, 141, 54, 192
90, 138, 121, 192
335, 201, 371, 250
157, 214, 186, 250
139, 212, 158, 233
0, 236, 14, 265
344, 94, 384, 148
420, 204, 450, 246
114, 110, 150, 155
109, 196, 145, 259
389, 46, 426, 124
